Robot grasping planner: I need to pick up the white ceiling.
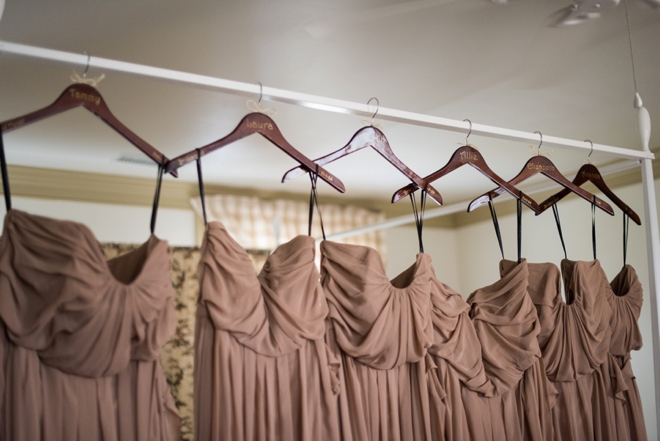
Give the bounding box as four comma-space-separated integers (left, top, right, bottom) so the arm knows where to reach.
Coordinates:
0, 0, 658, 206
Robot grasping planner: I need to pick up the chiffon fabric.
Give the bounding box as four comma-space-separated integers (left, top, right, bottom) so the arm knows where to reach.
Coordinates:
526, 259, 628, 441
462, 259, 557, 441
194, 221, 340, 441
321, 241, 438, 441
0, 210, 180, 441
425, 266, 496, 441
606, 265, 648, 440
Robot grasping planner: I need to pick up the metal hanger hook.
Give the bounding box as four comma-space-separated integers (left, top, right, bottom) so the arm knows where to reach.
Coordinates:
367, 97, 379, 126
463, 119, 472, 144
83, 51, 91, 78
585, 139, 594, 163
257, 82, 263, 106
534, 131, 543, 154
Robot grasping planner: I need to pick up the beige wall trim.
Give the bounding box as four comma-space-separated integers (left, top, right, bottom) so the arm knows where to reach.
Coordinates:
1, 151, 655, 226
1, 165, 409, 216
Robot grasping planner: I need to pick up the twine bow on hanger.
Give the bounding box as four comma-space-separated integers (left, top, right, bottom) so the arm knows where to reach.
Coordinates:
70, 52, 104, 87
528, 131, 552, 157
247, 82, 278, 115
70, 70, 105, 87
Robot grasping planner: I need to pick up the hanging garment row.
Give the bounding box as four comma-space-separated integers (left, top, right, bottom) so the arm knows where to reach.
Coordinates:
0, 81, 646, 441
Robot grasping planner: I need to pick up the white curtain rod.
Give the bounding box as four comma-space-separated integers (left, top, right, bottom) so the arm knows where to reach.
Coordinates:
0, 41, 653, 162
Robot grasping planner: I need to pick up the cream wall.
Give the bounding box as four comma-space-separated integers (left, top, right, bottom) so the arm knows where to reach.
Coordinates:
0, 196, 197, 246
452, 180, 660, 441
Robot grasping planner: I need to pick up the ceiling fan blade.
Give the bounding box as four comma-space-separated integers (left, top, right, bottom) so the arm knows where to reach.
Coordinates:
305, 0, 461, 38
549, 4, 601, 27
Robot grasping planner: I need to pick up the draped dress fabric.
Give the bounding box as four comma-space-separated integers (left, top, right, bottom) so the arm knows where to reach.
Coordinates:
194, 221, 340, 441
606, 265, 647, 441
526, 259, 628, 441
462, 259, 557, 441
425, 267, 497, 441
0, 210, 180, 441
321, 241, 438, 441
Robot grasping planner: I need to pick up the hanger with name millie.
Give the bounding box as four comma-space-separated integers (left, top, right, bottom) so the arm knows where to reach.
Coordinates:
166, 83, 344, 193
535, 140, 640, 223
281, 97, 442, 205
468, 132, 614, 215
391, 120, 539, 212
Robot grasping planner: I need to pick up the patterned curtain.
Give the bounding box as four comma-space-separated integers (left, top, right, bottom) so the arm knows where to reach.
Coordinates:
101, 244, 193, 440
190, 194, 386, 258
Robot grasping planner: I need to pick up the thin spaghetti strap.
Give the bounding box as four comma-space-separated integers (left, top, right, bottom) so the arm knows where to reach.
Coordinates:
623, 211, 630, 267
196, 149, 208, 225
0, 132, 12, 212
149, 163, 165, 234
487, 193, 504, 260
517, 197, 522, 264
308, 164, 326, 239
551, 198, 568, 259
591, 196, 597, 260
409, 183, 427, 254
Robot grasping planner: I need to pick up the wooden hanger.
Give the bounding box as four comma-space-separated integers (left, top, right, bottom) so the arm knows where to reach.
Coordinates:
281, 125, 443, 204
536, 162, 640, 224
166, 112, 345, 193
391, 145, 540, 212
0, 83, 175, 175
467, 149, 614, 215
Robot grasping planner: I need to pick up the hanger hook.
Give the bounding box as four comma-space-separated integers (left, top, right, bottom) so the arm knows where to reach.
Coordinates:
585, 139, 594, 163
83, 51, 91, 79
367, 97, 379, 126
534, 131, 543, 154
463, 119, 472, 144
257, 82, 263, 106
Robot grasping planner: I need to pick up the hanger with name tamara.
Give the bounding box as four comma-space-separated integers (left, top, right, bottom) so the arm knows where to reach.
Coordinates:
0, 83, 175, 174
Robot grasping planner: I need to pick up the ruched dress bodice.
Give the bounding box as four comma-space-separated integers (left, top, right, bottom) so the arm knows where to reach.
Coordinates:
606, 265, 647, 441
0, 210, 179, 441
321, 241, 437, 441
526, 259, 628, 441
425, 266, 495, 441
194, 221, 340, 441
461, 259, 556, 441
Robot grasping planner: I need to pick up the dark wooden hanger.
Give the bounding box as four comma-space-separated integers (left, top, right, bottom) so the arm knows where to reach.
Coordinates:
467, 155, 614, 215
0, 83, 175, 175
166, 112, 345, 193
391, 145, 540, 212
536, 163, 641, 224
281, 125, 443, 204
